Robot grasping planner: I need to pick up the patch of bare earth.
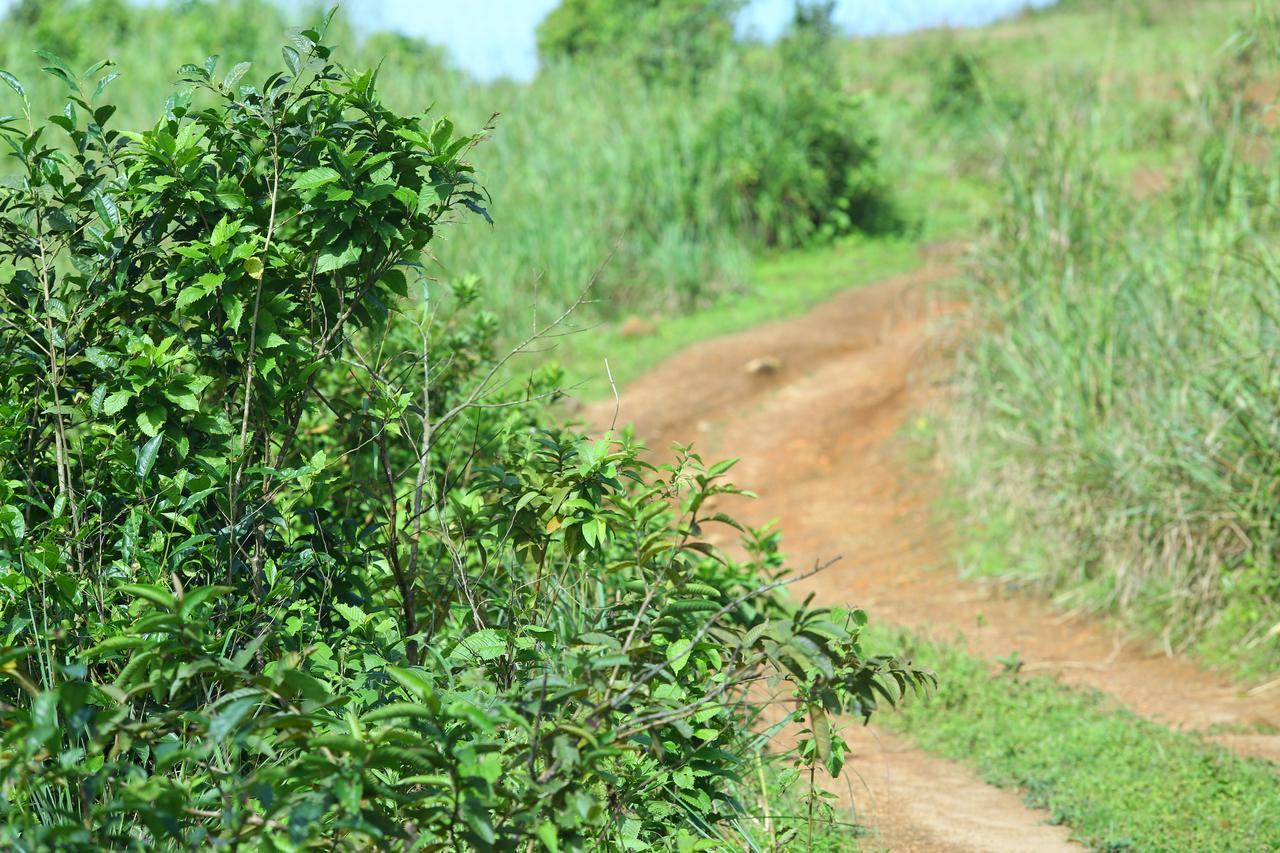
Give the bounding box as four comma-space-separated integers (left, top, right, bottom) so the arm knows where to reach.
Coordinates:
583, 249, 1280, 848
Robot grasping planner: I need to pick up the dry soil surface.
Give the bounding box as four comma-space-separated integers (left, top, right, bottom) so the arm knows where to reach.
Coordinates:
583, 254, 1280, 850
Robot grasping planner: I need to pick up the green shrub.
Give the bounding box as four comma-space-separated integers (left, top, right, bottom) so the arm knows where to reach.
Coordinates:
537, 0, 741, 87
928, 47, 988, 118
0, 21, 930, 849
1, 0, 902, 328
694, 3, 903, 246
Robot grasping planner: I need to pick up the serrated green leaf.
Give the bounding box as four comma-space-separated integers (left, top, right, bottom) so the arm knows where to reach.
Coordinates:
449, 628, 507, 663
164, 388, 200, 411
222, 294, 244, 331
292, 166, 340, 191
210, 216, 239, 247
176, 283, 211, 312
103, 389, 132, 416
316, 243, 360, 273
671, 765, 695, 789
137, 405, 165, 438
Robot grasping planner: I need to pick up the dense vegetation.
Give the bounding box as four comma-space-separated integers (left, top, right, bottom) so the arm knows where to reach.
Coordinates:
1, 0, 902, 329
942, 1, 1280, 676
537, 0, 741, 85
0, 9, 932, 849
2, 0, 1277, 847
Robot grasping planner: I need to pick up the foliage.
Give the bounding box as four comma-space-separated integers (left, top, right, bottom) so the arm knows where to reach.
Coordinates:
949, 11, 1280, 673
536, 0, 742, 87
928, 47, 988, 118
872, 625, 1280, 851
0, 20, 931, 850
0, 0, 902, 328
693, 2, 904, 246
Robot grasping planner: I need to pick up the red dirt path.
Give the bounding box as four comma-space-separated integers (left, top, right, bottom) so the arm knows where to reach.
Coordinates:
585, 254, 1279, 849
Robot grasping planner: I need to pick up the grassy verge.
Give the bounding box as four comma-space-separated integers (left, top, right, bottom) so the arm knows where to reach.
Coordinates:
551, 235, 926, 399
862, 625, 1280, 851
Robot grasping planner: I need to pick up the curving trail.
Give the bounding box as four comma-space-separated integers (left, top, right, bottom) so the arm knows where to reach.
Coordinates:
585, 250, 1280, 849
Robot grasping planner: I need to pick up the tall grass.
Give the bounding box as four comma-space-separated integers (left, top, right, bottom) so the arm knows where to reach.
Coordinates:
1, 0, 899, 330
950, 24, 1280, 675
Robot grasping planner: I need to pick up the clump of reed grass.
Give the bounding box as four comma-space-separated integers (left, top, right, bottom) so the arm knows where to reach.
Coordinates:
950, 36, 1280, 676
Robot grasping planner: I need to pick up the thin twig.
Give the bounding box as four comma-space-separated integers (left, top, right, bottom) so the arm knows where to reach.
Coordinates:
605, 357, 620, 432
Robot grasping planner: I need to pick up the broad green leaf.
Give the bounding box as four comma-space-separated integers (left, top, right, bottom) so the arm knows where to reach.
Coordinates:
91, 72, 119, 100
811, 704, 841, 777
222, 294, 244, 331
208, 696, 258, 743
84, 347, 117, 370
0, 71, 25, 100
0, 505, 24, 544
102, 390, 132, 416
137, 405, 165, 438
360, 702, 434, 724
281, 45, 301, 74
117, 583, 177, 611
164, 391, 199, 412
386, 666, 434, 699
222, 61, 251, 91
178, 585, 232, 621
537, 821, 559, 853
667, 637, 693, 675
82, 635, 147, 659
292, 166, 340, 191
671, 766, 695, 789
316, 243, 360, 273
175, 283, 211, 312
92, 191, 120, 228
34, 50, 73, 74
210, 216, 240, 247
135, 433, 163, 479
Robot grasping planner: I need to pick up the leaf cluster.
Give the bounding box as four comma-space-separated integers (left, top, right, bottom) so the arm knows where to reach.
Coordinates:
0, 18, 931, 850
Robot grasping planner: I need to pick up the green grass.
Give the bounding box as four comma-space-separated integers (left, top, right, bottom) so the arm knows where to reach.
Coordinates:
548, 235, 924, 400
905, 0, 1280, 679
863, 625, 1280, 852
951, 82, 1280, 677
2, 0, 911, 337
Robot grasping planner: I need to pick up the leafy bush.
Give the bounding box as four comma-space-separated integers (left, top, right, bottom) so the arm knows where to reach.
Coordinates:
692, 3, 903, 246
1, 0, 902, 326
0, 19, 930, 849
537, 0, 741, 87
928, 47, 988, 118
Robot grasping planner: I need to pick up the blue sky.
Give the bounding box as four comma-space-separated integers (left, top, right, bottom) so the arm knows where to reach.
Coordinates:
352, 0, 1056, 80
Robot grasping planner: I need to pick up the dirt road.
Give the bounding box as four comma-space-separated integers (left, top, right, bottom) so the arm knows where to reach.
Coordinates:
585, 252, 1280, 850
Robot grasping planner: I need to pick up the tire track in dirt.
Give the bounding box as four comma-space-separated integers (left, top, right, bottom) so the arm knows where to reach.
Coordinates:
584, 251, 1280, 849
